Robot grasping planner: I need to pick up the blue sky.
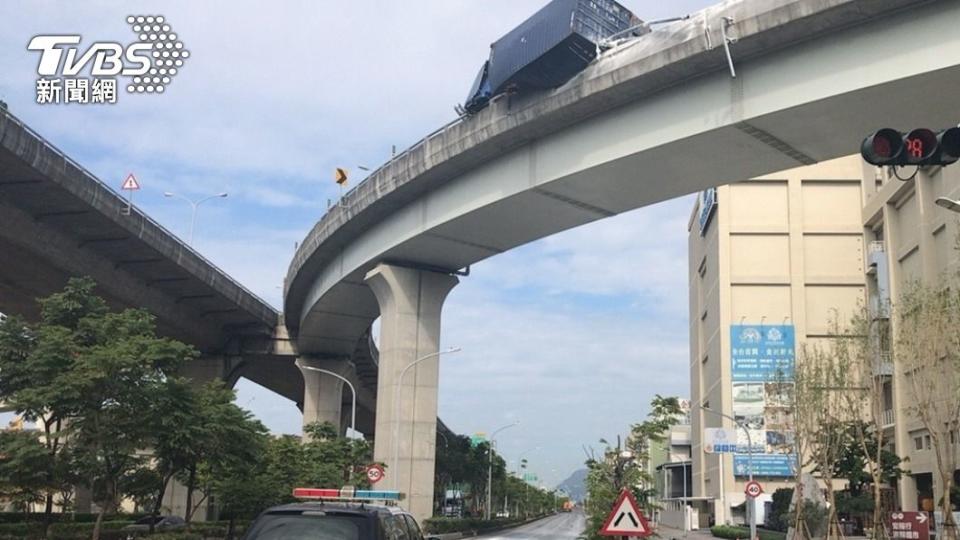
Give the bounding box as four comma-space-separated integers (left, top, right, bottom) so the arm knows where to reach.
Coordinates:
0, 0, 718, 488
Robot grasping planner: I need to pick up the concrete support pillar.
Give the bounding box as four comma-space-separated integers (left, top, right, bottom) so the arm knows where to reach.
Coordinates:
365, 263, 458, 522
298, 358, 345, 436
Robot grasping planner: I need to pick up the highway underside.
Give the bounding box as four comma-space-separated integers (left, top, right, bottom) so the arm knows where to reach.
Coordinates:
476, 511, 585, 539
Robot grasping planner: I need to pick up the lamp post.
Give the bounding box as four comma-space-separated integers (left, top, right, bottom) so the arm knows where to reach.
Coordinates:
700, 405, 755, 540
163, 191, 227, 245
486, 421, 520, 520
391, 347, 461, 490
935, 196, 960, 213
295, 361, 358, 437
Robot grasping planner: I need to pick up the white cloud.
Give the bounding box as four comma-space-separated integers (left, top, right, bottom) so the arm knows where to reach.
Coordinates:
1, 0, 719, 487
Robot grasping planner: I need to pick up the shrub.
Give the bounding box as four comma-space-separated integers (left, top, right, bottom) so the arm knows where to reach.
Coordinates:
710, 524, 786, 540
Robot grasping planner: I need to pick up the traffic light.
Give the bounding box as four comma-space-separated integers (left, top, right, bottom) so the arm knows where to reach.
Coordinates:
861, 127, 960, 167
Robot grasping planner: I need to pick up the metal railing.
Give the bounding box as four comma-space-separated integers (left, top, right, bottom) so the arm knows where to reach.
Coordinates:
881, 408, 895, 427
0, 108, 277, 314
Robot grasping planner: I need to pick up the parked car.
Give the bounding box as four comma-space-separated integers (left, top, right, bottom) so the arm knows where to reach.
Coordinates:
122, 515, 186, 532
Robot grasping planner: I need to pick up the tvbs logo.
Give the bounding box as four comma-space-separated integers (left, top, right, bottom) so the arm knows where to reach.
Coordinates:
27, 16, 189, 105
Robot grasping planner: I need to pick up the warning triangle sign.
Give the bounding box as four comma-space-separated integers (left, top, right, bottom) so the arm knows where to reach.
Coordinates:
121, 173, 140, 191
600, 489, 652, 537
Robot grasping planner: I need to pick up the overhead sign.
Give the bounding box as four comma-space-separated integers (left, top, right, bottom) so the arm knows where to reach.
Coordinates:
600, 489, 652, 537
121, 173, 140, 190
890, 512, 929, 540
366, 464, 384, 484
470, 433, 486, 447
704, 428, 739, 454
745, 480, 763, 498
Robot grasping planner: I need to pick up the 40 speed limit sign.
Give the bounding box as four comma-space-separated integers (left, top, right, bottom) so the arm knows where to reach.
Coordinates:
366, 464, 385, 484
744, 480, 763, 498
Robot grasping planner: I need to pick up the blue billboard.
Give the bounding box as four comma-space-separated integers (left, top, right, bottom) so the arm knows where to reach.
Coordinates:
733, 454, 796, 477
730, 324, 795, 381
730, 324, 796, 477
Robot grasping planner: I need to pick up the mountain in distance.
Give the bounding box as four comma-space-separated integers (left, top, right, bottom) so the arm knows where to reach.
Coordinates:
556, 468, 588, 502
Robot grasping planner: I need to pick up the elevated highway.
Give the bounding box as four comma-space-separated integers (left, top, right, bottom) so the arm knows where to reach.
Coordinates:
0, 108, 380, 431
284, 0, 960, 521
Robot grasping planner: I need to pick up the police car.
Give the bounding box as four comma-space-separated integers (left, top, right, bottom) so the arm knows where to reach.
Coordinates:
242, 487, 439, 540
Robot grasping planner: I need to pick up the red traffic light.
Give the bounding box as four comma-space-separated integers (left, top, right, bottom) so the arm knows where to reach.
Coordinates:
861, 128, 903, 166
861, 127, 960, 167
903, 129, 937, 165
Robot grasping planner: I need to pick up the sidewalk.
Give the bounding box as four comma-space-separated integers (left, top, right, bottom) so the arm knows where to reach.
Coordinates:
656, 524, 717, 540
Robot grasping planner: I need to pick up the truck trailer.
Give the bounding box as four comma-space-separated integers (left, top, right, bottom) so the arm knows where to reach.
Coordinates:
464, 0, 647, 114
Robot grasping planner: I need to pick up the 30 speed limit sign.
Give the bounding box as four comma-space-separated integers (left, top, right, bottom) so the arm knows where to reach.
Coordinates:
366, 464, 385, 484
745, 481, 763, 498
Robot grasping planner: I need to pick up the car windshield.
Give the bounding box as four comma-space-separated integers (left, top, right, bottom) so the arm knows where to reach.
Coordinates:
244, 513, 368, 540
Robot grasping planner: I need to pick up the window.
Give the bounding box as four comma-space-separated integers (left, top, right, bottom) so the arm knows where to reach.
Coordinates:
925, 435, 932, 450
403, 515, 424, 540
915, 437, 923, 451
383, 515, 410, 540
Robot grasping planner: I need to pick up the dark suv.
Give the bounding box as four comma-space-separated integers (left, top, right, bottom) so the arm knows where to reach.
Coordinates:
242, 501, 437, 540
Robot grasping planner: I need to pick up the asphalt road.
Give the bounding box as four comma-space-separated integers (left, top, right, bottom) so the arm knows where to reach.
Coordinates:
475, 511, 585, 539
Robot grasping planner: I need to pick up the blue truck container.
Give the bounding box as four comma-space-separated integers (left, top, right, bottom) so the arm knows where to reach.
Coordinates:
464, 0, 643, 113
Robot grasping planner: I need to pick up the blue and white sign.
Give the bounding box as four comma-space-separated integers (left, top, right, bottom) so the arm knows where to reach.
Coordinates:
730, 324, 796, 477
698, 188, 717, 236
731, 325, 795, 381
733, 454, 796, 477
704, 428, 739, 453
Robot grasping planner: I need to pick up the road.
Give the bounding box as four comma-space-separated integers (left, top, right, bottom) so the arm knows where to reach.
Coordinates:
475, 511, 585, 539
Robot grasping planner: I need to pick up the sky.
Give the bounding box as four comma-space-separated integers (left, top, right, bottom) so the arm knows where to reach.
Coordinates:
0, 0, 719, 489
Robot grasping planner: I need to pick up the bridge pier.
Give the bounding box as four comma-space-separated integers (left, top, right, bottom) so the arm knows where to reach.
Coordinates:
365, 263, 458, 522
297, 357, 345, 437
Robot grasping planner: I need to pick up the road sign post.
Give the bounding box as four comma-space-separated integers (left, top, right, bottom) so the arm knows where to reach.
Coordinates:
890, 511, 930, 540
366, 464, 385, 485
600, 489, 652, 538
120, 173, 140, 215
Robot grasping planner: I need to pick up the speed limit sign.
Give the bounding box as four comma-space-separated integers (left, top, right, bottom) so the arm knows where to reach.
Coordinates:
745, 480, 763, 498
366, 464, 385, 484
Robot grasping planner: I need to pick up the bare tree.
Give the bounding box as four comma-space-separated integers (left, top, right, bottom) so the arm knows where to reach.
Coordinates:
796, 328, 859, 540
895, 278, 960, 540
834, 307, 898, 540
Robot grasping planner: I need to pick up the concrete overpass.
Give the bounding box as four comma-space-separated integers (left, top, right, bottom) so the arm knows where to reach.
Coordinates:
0, 108, 380, 433
284, 0, 960, 520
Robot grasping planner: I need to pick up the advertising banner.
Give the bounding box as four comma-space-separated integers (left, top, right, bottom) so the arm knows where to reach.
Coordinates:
730, 324, 797, 477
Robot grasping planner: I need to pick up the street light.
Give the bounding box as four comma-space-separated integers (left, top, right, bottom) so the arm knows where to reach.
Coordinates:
295, 360, 358, 438
486, 421, 520, 520
700, 404, 756, 540
392, 347, 461, 490
163, 191, 228, 245
935, 196, 960, 213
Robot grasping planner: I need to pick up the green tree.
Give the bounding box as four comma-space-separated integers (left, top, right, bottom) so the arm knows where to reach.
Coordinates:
0, 430, 55, 514
0, 278, 197, 540
180, 382, 269, 524
582, 395, 683, 540
300, 422, 377, 489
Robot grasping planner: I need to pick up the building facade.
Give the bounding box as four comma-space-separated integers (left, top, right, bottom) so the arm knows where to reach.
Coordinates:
861, 161, 960, 514
687, 156, 867, 526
